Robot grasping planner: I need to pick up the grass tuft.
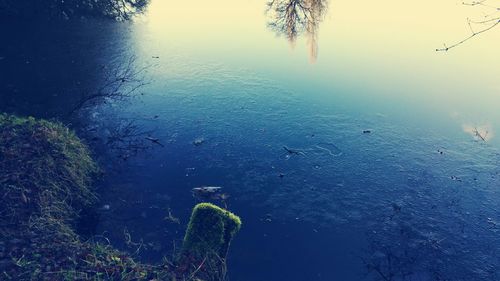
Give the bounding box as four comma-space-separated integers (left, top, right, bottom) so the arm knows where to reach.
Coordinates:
0, 114, 171, 280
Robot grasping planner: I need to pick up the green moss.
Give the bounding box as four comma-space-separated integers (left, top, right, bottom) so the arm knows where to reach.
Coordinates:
178, 203, 241, 279
182, 203, 241, 260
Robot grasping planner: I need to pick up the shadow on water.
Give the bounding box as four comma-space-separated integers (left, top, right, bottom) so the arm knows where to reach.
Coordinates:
266, 0, 329, 62
0, 0, 151, 118
0, 3, 158, 237
0, 18, 122, 117
0, 13, 155, 158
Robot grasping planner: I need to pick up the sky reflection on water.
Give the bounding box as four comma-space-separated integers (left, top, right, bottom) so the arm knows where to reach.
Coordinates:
139, 0, 500, 146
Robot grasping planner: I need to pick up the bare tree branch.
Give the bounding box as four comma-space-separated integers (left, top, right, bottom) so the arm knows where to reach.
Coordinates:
437, 0, 499, 51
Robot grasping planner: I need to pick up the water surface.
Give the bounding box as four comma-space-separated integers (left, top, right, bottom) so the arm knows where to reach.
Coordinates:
1, 0, 499, 280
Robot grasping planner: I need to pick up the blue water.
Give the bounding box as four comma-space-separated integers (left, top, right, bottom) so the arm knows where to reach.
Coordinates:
1, 1, 500, 280
91, 57, 500, 280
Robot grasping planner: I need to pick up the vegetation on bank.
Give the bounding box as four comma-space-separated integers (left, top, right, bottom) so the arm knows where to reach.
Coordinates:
0, 114, 241, 280
0, 114, 170, 280
0, 0, 149, 20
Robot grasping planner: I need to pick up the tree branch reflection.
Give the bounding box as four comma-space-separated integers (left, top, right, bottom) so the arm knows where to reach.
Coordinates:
266, 0, 328, 62
0, 0, 150, 20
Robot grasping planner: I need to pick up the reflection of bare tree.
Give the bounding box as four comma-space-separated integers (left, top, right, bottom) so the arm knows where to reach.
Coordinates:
104, 120, 152, 159
0, 0, 150, 20
462, 123, 493, 142
266, 0, 328, 61
68, 56, 150, 116
437, 0, 499, 51
78, 116, 160, 165
361, 224, 440, 281
360, 208, 454, 281
101, 0, 150, 20
69, 56, 158, 163
360, 194, 500, 281
0, 13, 157, 163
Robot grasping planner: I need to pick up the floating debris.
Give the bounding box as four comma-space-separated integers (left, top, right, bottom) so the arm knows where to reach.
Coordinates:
315, 143, 342, 157
99, 204, 111, 211
192, 186, 222, 198
261, 213, 273, 223
192, 186, 230, 202
212, 193, 230, 200
283, 146, 306, 156
192, 186, 222, 194
20, 191, 28, 204
145, 137, 164, 147
193, 137, 205, 146
363, 129, 372, 134
164, 208, 180, 224
487, 218, 499, 229
185, 167, 196, 177
391, 203, 402, 212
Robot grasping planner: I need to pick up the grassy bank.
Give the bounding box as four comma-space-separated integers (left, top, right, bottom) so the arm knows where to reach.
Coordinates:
0, 114, 241, 281
0, 114, 171, 280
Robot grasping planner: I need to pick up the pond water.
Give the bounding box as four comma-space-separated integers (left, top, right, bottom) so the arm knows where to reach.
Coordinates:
1, 0, 500, 280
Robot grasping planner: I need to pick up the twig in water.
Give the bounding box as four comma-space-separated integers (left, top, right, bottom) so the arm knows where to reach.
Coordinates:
283, 146, 306, 156
145, 136, 164, 147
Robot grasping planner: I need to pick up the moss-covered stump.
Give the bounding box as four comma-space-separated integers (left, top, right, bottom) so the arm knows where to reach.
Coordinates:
0, 114, 171, 280
178, 203, 241, 280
